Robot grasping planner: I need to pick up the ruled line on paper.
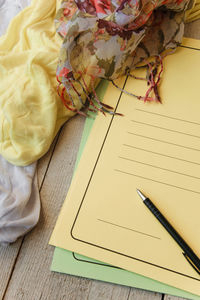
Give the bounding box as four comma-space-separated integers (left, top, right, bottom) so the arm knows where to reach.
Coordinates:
127, 132, 200, 152
114, 169, 200, 195
130, 120, 200, 139
123, 144, 200, 166
97, 219, 161, 240
135, 109, 200, 126
118, 156, 200, 180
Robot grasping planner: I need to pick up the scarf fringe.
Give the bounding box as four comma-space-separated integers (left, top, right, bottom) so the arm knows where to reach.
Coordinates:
57, 55, 164, 117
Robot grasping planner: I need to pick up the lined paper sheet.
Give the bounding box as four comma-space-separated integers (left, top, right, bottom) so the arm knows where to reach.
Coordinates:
50, 38, 200, 296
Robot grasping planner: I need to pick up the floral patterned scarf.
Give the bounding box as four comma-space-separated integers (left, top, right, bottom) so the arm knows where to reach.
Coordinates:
55, 0, 194, 115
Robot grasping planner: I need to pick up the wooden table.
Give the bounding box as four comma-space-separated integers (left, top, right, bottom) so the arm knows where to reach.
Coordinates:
0, 20, 200, 300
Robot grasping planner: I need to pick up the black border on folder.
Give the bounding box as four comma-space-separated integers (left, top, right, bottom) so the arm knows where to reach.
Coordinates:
70, 45, 200, 282
72, 252, 121, 269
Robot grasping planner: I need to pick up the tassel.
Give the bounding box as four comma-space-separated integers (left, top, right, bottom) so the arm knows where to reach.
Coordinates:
57, 55, 164, 117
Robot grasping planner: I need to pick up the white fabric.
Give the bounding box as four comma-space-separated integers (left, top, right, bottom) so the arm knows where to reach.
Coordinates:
0, 0, 40, 245
0, 0, 31, 35
0, 157, 40, 245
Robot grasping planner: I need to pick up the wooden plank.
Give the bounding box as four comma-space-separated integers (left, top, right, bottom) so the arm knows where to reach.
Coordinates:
0, 239, 22, 299
2, 18, 200, 300
37, 131, 62, 189
87, 281, 130, 300
1, 112, 164, 300
0, 127, 62, 299
128, 288, 162, 300
3, 115, 88, 300
2, 114, 133, 300
164, 296, 187, 300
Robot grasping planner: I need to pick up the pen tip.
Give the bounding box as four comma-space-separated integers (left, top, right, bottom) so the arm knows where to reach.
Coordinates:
136, 189, 147, 201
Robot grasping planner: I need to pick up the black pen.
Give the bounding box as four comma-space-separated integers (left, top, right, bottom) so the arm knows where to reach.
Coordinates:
136, 189, 200, 276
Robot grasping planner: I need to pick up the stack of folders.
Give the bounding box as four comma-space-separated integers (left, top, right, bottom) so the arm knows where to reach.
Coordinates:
49, 38, 200, 299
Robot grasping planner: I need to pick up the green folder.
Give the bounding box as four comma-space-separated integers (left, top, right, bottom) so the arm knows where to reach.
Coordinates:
51, 80, 200, 300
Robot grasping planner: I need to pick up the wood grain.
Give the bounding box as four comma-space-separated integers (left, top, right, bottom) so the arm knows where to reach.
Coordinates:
164, 296, 189, 300
2, 114, 162, 300
0, 239, 22, 299
86, 281, 130, 300
128, 289, 162, 300
3, 116, 87, 300
0, 127, 64, 299
1, 19, 200, 300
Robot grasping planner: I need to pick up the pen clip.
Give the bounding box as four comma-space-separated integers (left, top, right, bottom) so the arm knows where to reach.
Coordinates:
182, 252, 200, 276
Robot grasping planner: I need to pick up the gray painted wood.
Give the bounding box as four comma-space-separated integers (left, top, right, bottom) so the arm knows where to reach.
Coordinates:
128, 288, 162, 300
87, 281, 130, 300
3, 116, 86, 300
164, 296, 188, 300
0, 125, 65, 299
0, 239, 22, 299
1, 18, 200, 300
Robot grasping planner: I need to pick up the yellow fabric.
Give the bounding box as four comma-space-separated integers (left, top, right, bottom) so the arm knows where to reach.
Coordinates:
185, 0, 200, 22
0, 0, 200, 166
0, 0, 80, 166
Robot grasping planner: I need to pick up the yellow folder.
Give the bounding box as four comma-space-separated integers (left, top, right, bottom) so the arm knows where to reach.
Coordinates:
50, 37, 200, 295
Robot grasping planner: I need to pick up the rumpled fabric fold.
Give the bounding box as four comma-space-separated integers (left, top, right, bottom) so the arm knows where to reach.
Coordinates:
0, 0, 200, 245
1, 0, 200, 166
0, 0, 41, 245
0, 0, 75, 166
55, 0, 195, 109
0, 156, 40, 245
186, 0, 200, 21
